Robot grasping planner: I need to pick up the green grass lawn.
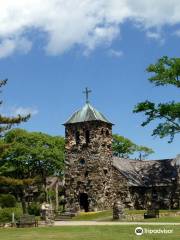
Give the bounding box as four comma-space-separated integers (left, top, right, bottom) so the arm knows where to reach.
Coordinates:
72, 209, 180, 222
0, 226, 179, 240
141, 216, 180, 223
1, 210, 179, 240
72, 210, 112, 221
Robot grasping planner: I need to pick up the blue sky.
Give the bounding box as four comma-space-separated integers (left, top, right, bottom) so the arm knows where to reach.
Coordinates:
0, 1, 180, 159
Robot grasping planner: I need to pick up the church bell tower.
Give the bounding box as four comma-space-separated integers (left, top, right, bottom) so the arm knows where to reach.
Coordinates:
64, 88, 113, 212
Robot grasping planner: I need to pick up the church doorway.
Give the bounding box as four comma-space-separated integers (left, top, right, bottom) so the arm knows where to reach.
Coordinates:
79, 193, 89, 212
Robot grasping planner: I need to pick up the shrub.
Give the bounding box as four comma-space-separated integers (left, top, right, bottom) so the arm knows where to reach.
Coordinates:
0, 207, 23, 223
28, 202, 40, 216
0, 194, 17, 208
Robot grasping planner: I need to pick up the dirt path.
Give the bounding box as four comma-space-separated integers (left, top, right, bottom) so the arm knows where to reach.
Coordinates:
53, 221, 180, 226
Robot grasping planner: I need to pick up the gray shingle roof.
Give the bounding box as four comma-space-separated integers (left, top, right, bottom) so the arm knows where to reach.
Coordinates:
64, 103, 112, 125
113, 157, 177, 187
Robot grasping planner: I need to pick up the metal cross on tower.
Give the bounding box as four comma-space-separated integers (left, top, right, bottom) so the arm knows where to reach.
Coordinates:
83, 87, 92, 103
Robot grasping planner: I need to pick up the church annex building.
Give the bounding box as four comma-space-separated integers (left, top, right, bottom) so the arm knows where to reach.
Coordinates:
64, 89, 180, 212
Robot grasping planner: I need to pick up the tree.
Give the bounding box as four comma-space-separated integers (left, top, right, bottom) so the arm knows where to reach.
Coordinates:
0, 129, 65, 212
0, 79, 30, 154
112, 134, 136, 158
0, 79, 30, 212
136, 145, 154, 160
112, 134, 154, 159
133, 56, 180, 142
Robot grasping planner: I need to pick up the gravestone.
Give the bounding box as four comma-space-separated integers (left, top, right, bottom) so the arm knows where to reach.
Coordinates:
113, 201, 125, 220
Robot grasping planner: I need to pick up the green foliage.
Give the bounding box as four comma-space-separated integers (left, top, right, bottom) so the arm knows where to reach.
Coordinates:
0, 79, 31, 214
47, 190, 56, 201
147, 56, 180, 87
136, 145, 154, 159
0, 79, 30, 139
2, 128, 65, 180
0, 207, 23, 223
0, 79, 30, 178
112, 134, 136, 157
0, 194, 16, 208
27, 202, 40, 216
0, 128, 64, 212
134, 56, 180, 142
112, 134, 154, 159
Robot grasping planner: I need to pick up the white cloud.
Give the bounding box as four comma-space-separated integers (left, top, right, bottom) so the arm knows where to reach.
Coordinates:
12, 106, 39, 117
108, 49, 123, 58
0, 37, 32, 58
146, 31, 161, 40
146, 31, 165, 45
0, 39, 16, 58
0, 0, 180, 57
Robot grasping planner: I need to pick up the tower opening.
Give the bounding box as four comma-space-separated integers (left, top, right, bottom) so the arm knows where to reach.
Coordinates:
75, 131, 80, 145
85, 130, 90, 144
106, 129, 109, 136
79, 193, 89, 212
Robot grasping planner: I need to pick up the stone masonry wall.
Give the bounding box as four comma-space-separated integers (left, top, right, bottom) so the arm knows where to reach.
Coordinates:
111, 167, 133, 209
64, 121, 113, 212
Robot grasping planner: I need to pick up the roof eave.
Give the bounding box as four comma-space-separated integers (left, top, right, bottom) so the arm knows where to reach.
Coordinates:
63, 119, 114, 126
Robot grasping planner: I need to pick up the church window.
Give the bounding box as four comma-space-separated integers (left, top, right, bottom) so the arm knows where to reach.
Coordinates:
85, 171, 89, 177
79, 158, 85, 165
85, 130, 90, 144
65, 129, 69, 137
106, 130, 109, 136
75, 131, 80, 145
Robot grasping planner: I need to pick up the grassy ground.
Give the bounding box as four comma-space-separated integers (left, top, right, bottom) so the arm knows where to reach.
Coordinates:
0, 210, 179, 240
141, 216, 180, 223
127, 209, 180, 215
72, 210, 112, 221
0, 225, 179, 240
72, 209, 180, 222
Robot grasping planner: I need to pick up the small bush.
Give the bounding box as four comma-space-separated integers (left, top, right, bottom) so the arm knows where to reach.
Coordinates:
28, 203, 40, 216
0, 207, 23, 223
0, 194, 17, 208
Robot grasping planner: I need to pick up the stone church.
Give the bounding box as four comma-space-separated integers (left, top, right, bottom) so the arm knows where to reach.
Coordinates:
64, 89, 180, 212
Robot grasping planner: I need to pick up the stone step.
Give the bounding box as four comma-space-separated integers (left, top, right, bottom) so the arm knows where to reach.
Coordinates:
54, 216, 72, 221
54, 212, 74, 221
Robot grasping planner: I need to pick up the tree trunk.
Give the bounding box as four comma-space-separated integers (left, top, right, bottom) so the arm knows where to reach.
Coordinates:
20, 188, 27, 214
55, 180, 59, 212
21, 198, 27, 214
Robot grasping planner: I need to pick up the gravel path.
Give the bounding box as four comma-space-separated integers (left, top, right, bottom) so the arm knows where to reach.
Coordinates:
53, 221, 180, 226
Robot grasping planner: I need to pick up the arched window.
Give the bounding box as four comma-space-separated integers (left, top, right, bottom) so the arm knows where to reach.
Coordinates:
65, 129, 69, 137
106, 129, 109, 136
101, 129, 104, 135
75, 131, 80, 145
85, 130, 90, 144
